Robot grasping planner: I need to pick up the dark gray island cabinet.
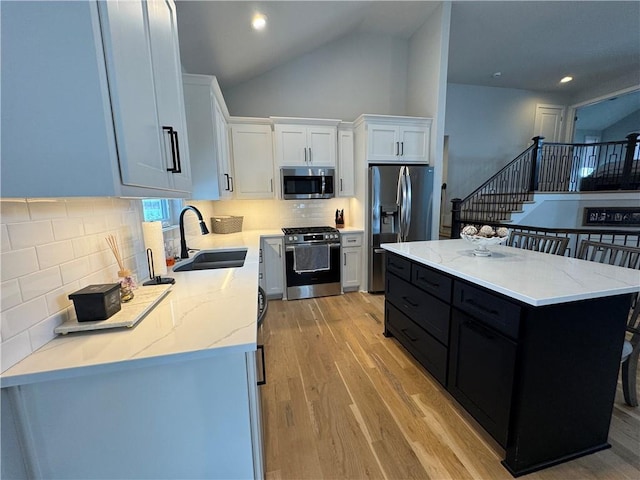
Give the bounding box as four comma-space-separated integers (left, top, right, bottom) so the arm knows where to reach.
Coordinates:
381, 240, 640, 477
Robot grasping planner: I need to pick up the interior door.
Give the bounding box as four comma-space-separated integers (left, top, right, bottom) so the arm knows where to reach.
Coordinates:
534, 104, 565, 142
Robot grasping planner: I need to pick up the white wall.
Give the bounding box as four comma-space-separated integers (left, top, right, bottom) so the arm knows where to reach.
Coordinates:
444, 83, 567, 202
406, 2, 451, 239
223, 32, 409, 120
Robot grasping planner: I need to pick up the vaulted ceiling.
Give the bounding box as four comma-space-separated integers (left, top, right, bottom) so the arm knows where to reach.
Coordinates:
175, 1, 640, 98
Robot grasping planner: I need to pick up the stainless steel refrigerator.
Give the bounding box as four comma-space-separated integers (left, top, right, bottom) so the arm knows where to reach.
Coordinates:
368, 165, 435, 292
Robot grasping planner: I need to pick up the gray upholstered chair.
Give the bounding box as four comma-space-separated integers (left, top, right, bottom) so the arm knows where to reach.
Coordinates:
578, 240, 640, 406
508, 231, 569, 255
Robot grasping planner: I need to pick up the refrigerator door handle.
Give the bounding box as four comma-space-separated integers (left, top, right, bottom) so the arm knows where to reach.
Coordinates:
404, 168, 412, 239
396, 166, 405, 242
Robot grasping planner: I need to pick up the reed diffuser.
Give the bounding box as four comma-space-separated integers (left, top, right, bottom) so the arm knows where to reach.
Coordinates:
106, 234, 136, 302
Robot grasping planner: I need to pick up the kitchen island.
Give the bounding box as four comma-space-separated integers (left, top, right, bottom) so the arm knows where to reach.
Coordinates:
1, 230, 281, 480
381, 239, 640, 477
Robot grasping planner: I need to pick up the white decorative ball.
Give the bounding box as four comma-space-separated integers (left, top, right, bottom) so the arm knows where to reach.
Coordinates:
462, 225, 478, 236
479, 225, 495, 237
496, 227, 510, 238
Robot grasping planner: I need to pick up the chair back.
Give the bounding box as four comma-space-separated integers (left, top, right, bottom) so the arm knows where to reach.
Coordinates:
577, 240, 640, 269
508, 232, 569, 255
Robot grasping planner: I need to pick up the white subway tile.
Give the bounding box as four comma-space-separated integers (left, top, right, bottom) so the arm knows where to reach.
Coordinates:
0, 199, 29, 223
0, 248, 39, 282
45, 281, 79, 315
1, 331, 31, 373
106, 214, 124, 231
7, 221, 54, 248
1, 297, 48, 339
72, 234, 101, 258
26, 199, 68, 220
83, 268, 115, 285
83, 216, 108, 235
88, 250, 116, 272
60, 258, 91, 284
1, 280, 22, 312
65, 198, 93, 218
52, 218, 85, 240
36, 240, 75, 269
18, 267, 63, 301
29, 311, 66, 352
1, 225, 10, 252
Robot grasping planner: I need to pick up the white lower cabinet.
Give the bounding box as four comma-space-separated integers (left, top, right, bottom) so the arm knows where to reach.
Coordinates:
230, 123, 276, 199
261, 236, 285, 298
2, 0, 191, 198
4, 352, 263, 479
341, 232, 363, 291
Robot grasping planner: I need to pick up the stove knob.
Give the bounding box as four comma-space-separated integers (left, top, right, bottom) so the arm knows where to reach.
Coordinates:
293, 236, 298, 242
288, 236, 293, 241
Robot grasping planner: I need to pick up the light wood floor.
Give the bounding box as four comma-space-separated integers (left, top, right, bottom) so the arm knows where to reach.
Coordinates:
258, 292, 640, 480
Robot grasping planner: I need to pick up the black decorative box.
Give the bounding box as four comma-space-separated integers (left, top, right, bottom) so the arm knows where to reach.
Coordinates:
68, 283, 121, 322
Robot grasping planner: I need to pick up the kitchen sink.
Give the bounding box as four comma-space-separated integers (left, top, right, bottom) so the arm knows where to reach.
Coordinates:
172, 248, 247, 272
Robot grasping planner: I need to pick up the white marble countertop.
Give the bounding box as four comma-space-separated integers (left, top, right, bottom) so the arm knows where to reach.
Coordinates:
0, 230, 282, 388
382, 239, 640, 307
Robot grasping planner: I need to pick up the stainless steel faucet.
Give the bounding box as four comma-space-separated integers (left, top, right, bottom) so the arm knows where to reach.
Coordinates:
179, 205, 209, 259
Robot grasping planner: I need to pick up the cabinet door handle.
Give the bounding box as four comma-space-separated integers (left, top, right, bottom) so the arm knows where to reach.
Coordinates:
464, 319, 496, 340
400, 328, 418, 342
270, 178, 273, 192
278, 244, 282, 258
466, 298, 500, 317
400, 141, 404, 156
401, 296, 418, 308
257, 344, 266, 386
395, 141, 399, 156
304, 147, 307, 163
309, 148, 312, 163
347, 238, 357, 243
173, 130, 182, 173
340, 178, 343, 191
163, 126, 179, 172
344, 253, 347, 266
418, 276, 440, 288
229, 176, 234, 192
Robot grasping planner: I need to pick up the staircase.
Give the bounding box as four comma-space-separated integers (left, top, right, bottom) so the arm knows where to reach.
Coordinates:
451, 133, 640, 237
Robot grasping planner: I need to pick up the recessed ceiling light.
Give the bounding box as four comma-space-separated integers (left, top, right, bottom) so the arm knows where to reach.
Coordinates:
252, 13, 267, 31
492, 72, 502, 78
560, 76, 573, 83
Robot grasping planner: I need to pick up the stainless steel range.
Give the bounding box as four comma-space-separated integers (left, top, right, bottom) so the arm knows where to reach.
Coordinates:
282, 226, 341, 300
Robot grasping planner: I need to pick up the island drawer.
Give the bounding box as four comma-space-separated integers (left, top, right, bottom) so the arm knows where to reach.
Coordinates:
412, 264, 452, 302
385, 301, 447, 386
386, 272, 450, 345
386, 253, 411, 281
453, 282, 520, 339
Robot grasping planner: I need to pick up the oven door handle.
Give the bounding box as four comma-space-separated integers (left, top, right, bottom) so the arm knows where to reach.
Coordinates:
286, 243, 341, 252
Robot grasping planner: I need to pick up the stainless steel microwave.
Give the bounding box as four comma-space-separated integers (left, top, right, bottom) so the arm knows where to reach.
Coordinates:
281, 167, 335, 200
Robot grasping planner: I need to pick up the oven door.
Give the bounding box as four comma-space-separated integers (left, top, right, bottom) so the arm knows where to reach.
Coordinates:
285, 243, 341, 299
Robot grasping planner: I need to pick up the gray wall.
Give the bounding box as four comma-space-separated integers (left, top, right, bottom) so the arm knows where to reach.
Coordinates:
602, 110, 640, 142
444, 83, 568, 202
223, 32, 409, 120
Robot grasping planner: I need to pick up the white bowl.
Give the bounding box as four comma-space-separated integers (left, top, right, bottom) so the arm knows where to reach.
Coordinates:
461, 233, 509, 256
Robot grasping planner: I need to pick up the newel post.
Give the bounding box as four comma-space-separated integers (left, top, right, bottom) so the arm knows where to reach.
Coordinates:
451, 198, 462, 239
621, 133, 639, 190
529, 136, 544, 192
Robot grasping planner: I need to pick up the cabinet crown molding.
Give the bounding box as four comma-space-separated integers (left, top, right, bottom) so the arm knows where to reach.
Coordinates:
354, 114, 433, 128
182, 74, 230, 121
270, 116, 341, 127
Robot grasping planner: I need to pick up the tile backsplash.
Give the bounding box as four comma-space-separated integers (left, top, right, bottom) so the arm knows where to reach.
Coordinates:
0, 198, 147, 372
0, 195, 351, 373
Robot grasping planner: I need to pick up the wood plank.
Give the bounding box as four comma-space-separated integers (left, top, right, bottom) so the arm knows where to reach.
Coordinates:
259, 292, 640, 480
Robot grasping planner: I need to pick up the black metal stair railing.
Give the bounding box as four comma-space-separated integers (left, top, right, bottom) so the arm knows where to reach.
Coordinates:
451, 133, 640, 238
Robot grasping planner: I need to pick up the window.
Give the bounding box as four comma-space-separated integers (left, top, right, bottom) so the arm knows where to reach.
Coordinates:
142, 199, 183, 227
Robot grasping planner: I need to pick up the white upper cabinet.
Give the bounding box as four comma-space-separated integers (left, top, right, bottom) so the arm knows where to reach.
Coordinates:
337, 127, 355, 197
230, 122, 275, 199
1, 0, 191, 198
183, 74, 232, 200
272, 118, 339, 167
358, 115, 432, 164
